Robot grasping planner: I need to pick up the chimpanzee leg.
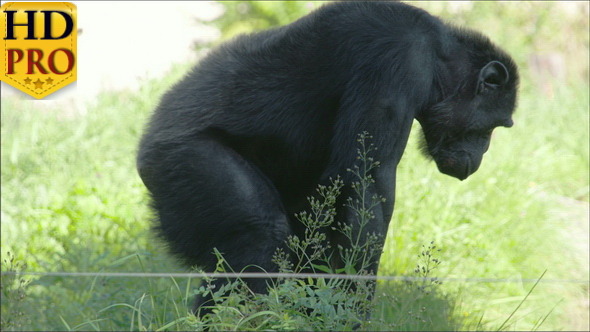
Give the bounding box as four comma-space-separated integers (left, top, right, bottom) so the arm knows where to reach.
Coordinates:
138, 133, 292, 315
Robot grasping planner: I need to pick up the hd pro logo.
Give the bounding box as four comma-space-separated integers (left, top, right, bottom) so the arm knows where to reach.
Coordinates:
1, 2, 77, 99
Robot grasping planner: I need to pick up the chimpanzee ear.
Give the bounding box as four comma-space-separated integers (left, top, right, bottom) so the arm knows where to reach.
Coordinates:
477, 61, 509, 93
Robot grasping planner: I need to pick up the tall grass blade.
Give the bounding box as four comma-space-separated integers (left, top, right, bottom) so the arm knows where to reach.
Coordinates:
532, 298, 563, 331
497, 269, 547, 331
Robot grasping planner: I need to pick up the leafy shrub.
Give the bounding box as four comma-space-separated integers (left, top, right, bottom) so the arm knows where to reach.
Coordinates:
191, 133, 447, 331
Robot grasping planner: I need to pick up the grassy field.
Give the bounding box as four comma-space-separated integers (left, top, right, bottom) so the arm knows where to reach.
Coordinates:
2, 1, 589, 331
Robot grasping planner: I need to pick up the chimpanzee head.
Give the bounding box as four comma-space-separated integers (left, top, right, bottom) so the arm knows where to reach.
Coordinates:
417, 35, 519, 180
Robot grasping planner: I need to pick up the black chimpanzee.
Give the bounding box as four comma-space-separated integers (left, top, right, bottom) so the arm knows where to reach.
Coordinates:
137, 1, 519, 314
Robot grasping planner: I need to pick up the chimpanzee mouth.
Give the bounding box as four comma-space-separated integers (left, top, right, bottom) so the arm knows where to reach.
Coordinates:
435, 153, 475, 181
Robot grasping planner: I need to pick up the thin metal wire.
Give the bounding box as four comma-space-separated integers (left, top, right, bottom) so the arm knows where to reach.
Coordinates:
1, 270, 587, 284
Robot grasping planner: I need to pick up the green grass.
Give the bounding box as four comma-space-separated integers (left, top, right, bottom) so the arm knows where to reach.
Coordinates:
2, 70, 588, 331
383, 81, 589, 330
2, 2, 589, 331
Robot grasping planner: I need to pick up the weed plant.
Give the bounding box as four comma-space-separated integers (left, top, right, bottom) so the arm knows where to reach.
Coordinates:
194, 133, 423, 331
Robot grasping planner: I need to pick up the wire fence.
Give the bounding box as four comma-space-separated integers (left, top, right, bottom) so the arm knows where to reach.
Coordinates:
1, 270, 588, 284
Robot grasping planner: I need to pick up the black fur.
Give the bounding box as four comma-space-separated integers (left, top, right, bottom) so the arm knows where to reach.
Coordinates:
137, 1, 519, 314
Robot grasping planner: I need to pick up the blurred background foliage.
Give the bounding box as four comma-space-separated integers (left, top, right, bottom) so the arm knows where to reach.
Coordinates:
209, 1, 323, 39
